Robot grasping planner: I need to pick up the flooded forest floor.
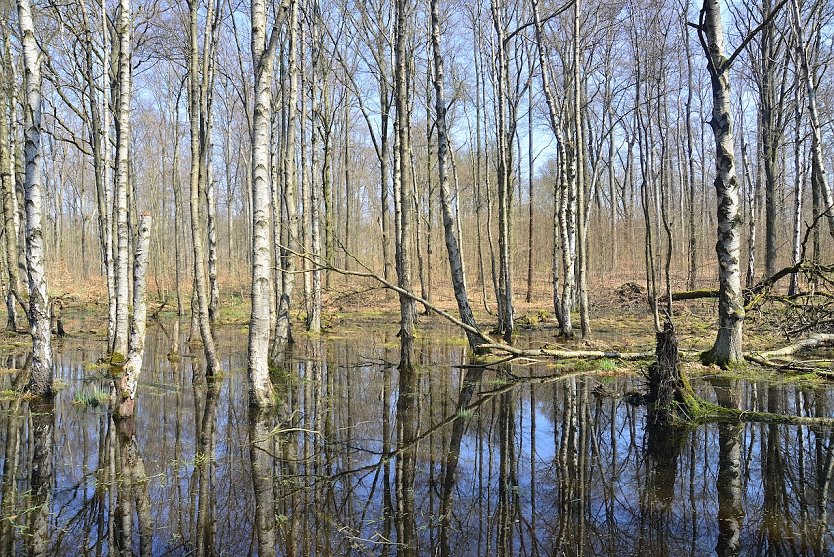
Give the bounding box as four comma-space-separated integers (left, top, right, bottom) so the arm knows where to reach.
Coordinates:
0, 289, 832, 556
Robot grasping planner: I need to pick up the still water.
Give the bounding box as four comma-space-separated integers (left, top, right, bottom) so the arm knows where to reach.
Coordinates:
0, 322, 832, 556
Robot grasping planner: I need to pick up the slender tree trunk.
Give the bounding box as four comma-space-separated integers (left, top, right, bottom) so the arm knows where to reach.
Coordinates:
430, 0, 483, 350
532, 0, 574, 336
247, 0, 280, 407
188, 0, 219, 373
114, 215, 151, 418
684, 15, 697, 290
526, 50, 534, 303
18, 0, 53, 396
700, 0, 745, 367
491, 2, 514, 342
573, 0, 591, 339
307, 18, 322, 334
789, 85, 804, 296
0, 70, 20, 331
112, 0, 133, 360
790, 0, 834, 240
273, 0, 299, 353
394, 0, 415, 372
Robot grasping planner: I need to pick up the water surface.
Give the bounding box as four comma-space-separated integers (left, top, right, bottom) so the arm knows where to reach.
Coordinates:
0, 323, 832, 556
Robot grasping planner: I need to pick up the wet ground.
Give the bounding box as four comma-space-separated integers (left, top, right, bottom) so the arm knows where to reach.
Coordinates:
0, 320, 832, 556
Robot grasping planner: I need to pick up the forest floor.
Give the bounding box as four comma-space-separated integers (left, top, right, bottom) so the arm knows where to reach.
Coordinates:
2, 277, 825, 393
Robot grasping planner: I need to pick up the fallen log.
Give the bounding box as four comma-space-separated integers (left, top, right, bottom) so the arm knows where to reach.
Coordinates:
745, 333, 834, 372
665, 289, 720, 301
666, 262, 834, 305
478, 343, 654, 360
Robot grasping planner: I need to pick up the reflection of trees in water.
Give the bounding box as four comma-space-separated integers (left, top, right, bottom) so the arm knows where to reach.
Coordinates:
27, 399, 55, 557
712, 377, 743, 557
496, 365, 519, 557
249, 405, 275, 556
395, 357, 418, 557
0, 358, 26, 556
4, 328, 834, 555
760, 384, 792, 555
113, 416, 152, 556
642, 422, 684, 557
192, 379, 219, 557
437, 368, 482, 557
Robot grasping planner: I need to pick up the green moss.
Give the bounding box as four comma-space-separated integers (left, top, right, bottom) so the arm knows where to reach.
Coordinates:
82, 361, 110, 372
0, 388, 19, 400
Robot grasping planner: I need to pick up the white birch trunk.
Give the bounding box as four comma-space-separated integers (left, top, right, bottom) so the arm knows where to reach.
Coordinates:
17, 0, 53, 396
701, 0, 745, 366
113, 0, 132, 360
307, 18, 322, 334
188, 0, 220, 374
273, 0, 299, 350
430, 0, 481, 350
114, 215, 151, 418
247, 0, 279, 407
790, 0, 834, 240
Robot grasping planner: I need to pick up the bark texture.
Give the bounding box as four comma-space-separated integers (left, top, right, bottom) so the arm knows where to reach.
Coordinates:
112, 0, 132, 359
430, 0, 482, 351
114, 215, 151, 418
247, 0, 280, 407
18, 0, 53, 396
700, 0, 745, 367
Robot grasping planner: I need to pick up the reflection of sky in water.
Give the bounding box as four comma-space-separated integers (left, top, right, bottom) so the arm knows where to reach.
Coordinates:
0, 323, 832, 556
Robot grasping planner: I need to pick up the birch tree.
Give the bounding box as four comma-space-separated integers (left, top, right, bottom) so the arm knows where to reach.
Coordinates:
695, 0, 782, 366
113, 215, 151, 418
188, 0, 221, 374
790, 0, 834, 241
394, 0, 415, 371
112, 0, 133, 360
272, 0, 299, 352
248, 0, 282, 407
0, 33, 21, 332
430, 0, 482, 351
18, 0, 53, 396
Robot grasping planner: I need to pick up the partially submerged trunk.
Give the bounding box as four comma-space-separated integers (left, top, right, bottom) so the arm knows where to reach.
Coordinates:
112, 0, 132, 360
272, 0, 299, 354
247, 0, 280, 407
18, 0, 53, 396
114, 215, 152, 418
430, 0, 482, 351
188, 0, 220, 374
0, 69, 20, 331
699, 0, 745, 367
394, 0, 416, 372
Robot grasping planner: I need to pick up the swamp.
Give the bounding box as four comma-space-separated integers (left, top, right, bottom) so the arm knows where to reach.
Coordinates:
0, 307, 832, 555
1, 0, 834, 553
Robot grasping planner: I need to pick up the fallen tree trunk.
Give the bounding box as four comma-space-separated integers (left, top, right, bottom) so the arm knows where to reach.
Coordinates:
758, 333, 834, 359
667, 262, 834, 304
745, 333, 834, 372
478, 343, 654, 360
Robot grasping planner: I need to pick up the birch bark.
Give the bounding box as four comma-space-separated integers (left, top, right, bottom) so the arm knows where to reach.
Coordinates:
248, 0, 281, 407
114, 215, 151, 418
18, 0, 53, 396
430, 0, 482, 350
700, 0, 745, 366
